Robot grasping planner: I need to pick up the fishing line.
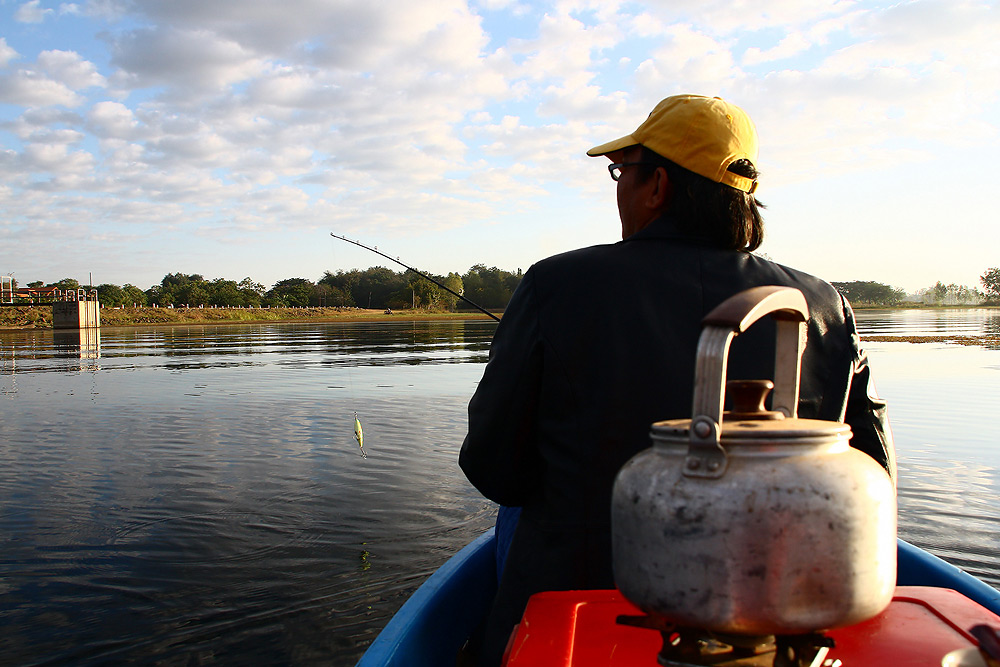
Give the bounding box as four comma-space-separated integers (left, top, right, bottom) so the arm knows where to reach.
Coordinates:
329, 233, 501, 322
330, 232, 504, 459
344, 344, 367, 459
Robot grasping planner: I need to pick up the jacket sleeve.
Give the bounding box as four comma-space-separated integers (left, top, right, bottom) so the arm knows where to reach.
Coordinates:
840, 297, 898, 485
459, 270, 546, 507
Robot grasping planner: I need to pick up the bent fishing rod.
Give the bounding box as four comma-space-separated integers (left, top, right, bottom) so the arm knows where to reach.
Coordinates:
330, 233, 501, 322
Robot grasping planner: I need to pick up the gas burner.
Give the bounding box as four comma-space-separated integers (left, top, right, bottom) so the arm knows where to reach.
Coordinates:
617, 615, 837, 667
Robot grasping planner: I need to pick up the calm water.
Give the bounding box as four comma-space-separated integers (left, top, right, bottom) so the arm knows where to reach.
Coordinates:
1, 311, 998, 665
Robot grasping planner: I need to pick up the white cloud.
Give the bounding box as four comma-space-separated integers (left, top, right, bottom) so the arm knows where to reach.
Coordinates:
15, 0, 53, 23
86, 101, 140, 139
0, 69, 82, 107
636, 0, 855, 35
79, 0, 129, 19
21, 141, 95, 175
244, 69, 345, 110
477, 0, 520, 9
110, 27, 268, 93
743, 32, 812, 66
25, 127, 86, 145
742, 0, 1000, 182
514, 11, 619, 86
38, 50, 107, 89
0, 51, 102, 108
1, 0, 997, 290
631, 24, 741, 104
0, 38, 19, 68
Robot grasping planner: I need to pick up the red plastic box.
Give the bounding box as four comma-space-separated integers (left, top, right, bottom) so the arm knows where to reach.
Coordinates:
503, 587, 1000, 666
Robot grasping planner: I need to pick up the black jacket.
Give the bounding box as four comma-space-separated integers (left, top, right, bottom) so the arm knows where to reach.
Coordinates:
459, 216, 895, 664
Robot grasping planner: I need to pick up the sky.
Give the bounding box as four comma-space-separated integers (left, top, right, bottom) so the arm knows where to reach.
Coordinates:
1, 0, 998, 294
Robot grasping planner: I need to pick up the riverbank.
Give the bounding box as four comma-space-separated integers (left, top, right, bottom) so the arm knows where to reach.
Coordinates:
0, 305, 498, 329
2, 303, 996, 334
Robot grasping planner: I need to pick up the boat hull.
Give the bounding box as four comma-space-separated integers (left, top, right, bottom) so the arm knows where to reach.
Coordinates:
356, 530, 1000, 666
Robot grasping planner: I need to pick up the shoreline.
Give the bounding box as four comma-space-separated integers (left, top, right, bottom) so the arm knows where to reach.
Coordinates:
0, 306, 499, 330
2, 303, 996, 334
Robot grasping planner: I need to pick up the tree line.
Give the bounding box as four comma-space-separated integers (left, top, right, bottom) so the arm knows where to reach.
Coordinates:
834, 268, 1000, 307
12, 266, 1000, 310
16, 264, 525, 311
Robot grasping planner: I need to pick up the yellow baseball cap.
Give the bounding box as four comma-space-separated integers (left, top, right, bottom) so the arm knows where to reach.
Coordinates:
587, 94, 759, 193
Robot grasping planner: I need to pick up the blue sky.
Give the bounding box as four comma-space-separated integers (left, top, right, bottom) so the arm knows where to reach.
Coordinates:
1, 0, 998, 293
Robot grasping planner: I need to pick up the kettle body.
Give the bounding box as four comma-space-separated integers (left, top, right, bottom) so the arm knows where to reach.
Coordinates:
611, 286, 896, 635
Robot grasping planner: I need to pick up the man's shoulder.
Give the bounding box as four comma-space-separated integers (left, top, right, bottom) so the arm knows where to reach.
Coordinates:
522, 241, 847, 313
534, 241, 622, 267
750, 255, 843, 299
522, 241, 625, 284
740, 255, 850, 322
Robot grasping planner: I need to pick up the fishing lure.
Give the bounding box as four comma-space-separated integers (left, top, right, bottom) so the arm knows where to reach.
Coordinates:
354, 412, 367, 459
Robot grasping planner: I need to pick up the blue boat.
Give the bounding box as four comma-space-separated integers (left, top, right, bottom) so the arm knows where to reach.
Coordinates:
357, 529, 1000, 666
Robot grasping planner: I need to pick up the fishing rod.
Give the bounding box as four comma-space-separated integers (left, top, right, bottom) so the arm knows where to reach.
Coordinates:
330, 233, 501, 322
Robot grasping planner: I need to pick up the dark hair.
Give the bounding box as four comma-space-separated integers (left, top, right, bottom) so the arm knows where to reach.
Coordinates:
637, 146, 765, 251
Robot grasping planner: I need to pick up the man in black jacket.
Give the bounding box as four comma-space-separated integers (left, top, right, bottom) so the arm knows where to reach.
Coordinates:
459, 94, 896, 666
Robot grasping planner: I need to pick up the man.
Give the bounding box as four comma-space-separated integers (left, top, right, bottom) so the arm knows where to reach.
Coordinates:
459, 94, 896, 665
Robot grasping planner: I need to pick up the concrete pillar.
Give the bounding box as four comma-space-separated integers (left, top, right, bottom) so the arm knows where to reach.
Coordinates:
53, 290, 101, 329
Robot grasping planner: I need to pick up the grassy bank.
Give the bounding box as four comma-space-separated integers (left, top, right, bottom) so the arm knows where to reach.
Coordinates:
0, 305, 497, 329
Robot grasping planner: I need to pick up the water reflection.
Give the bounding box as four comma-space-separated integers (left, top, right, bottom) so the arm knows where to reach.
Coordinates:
898, 457, 1000, 584
0, 315, 997, 665
53, 328, 101, 365
1, 320, 495, 374
0, 320, 499, 665
855, 308, 1000, 349
860, 338, 1000, 589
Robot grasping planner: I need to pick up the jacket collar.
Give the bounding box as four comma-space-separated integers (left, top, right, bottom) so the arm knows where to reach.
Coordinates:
623, 214, 715, 246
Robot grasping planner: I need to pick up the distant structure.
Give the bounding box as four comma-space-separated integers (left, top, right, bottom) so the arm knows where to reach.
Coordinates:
15, 286, 61, 303
53, 289, 101, 329
1, 277, 63, 304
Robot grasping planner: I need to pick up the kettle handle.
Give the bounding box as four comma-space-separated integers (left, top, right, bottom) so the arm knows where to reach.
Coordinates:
685, 286, 809, 479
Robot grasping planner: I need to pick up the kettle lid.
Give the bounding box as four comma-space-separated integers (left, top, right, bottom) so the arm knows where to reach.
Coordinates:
653, 378, 851, 442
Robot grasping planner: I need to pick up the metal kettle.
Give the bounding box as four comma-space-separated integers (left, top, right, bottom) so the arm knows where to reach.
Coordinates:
611, 286, 897, 636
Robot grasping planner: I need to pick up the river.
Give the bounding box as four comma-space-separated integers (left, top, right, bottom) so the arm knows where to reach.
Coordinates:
0, 310, 997, 665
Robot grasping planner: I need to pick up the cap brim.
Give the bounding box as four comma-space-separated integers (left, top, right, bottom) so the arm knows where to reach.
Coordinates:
586, 134, 638, 157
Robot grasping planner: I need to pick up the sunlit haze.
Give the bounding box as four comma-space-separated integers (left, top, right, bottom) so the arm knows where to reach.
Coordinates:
2, 0, 997, 293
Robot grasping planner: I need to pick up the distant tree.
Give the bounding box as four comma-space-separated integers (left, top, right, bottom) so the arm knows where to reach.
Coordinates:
208, 278, 242, 307
96, 283, 126, 307
982, 268, 1000, 300
310, 283, 336, 306
355, 267, 407, 309
182, 284, 210, 306
318, 270, 358, 307
147, 273, 206, 306
237, 278, 265, 307
831, 281, 905, 306
442, 272, 464, 311
27, 280, 43, 288
462, 265, 522, 310
945, 283, 981, 304
268, 278, 315, 307
914, 281, 984, 305
238, 277, 265, 293
50, 278, 81, 292
328, 285, 353, 306
122, 284, 147, 307
403, 271, 465, 311
161, 273, 205, 287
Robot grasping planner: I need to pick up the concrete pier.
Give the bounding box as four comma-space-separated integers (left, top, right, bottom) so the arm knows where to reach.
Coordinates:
53, 290, 101, 329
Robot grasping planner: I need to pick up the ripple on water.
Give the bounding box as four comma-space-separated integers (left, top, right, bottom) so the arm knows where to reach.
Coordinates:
1, 318, 998, 664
